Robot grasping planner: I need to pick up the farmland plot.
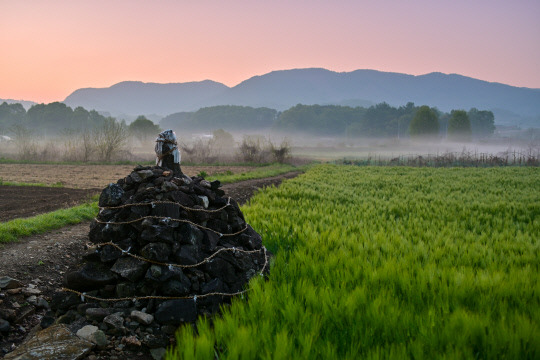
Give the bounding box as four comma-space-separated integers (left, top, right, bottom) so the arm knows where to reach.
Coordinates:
0, 164, 257, 189
169, 165, 539, 359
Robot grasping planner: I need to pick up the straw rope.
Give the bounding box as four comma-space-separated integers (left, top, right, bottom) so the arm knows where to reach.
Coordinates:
62, 288, 249, 302
93, 241, 264, 269
99, 197, 232, 214
95, 216, 248, 237
61, 246, 269, 303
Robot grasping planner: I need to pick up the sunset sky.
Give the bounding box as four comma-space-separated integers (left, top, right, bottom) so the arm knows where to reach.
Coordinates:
1, 0, 539, 104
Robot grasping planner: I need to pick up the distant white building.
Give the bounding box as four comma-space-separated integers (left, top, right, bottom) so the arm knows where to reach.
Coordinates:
192, 133, 213, 140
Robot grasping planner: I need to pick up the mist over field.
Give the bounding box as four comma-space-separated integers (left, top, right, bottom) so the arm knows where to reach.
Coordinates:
1, 69, 540, 165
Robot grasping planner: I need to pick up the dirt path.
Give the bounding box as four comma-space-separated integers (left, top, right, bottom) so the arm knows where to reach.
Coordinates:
0, 171, 301, 357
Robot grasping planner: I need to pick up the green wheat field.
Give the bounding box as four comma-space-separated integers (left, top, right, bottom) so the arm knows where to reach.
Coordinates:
169, 165, 539, 359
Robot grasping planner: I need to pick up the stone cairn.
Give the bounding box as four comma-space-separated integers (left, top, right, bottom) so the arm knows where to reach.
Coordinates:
48, 130, 270, 352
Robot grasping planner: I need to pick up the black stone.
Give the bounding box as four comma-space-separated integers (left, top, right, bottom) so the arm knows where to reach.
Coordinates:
215, 188, 226, 197
57, 309, 79, 324
104, 312, 126, 335
129, 172, 142, 183
131, 204, 150, 217
204, 257, 237, 285
115, 282, 137, 298
151, 202, 180, 219
97, 209, 116, 222
0, 318, 9, 334
202, 230, 220, 251
40, 313, 55, 329
99, 183, 124, 207
77, 302, 98, 315
85, 307, 113, 322
178, 224, 204, 246
229, 198, 245, 221
200, 278, 226, 294
167, 267, 191, 286
111, 257, 149, 282
160, 279, 190, 296
170, 191, 195, 207
124, 175, 134, 186
140, 225, 174, 245
81, 246, 100, 262
145, 265, 167, 283
142, 333, 170, 349
207, 219, 230, 234
238, 227, 263, 250
141, 242, 171, 263
99, 244, 123, 263
154, 177, 165, 187
174, 245, 201, 265
88, 221, 104, 243
100, 284, 116, 298
102, 223, 129, 242
65, 262, 117, 291
50, 291, 81, 311
212, 196, 228, 207
217, 248, 252, 272
154, 299, 197, 325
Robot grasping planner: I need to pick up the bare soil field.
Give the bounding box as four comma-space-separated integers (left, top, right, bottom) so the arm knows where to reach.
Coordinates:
0, 164, 255, 189
0, 186, 98, 222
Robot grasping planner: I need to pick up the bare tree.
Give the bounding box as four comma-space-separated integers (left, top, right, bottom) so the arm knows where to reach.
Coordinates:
180, 138, 216, 163
60, 129, 80, 161
270, 138, 291, 163
81, 129, 95, 162
10, 124, 38, 160
93, 118, 129, 162
238, 135, 271, 163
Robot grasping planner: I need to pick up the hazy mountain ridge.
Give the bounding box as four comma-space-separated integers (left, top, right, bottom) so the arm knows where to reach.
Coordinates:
61, 68, 540, 126
64, 80, 229, 118
0, 98, 36, 110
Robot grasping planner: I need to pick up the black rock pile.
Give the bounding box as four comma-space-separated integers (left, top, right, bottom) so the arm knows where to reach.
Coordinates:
52, 165, 269, 332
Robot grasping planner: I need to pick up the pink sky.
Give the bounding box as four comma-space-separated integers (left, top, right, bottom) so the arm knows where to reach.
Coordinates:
1, 0, 539, 104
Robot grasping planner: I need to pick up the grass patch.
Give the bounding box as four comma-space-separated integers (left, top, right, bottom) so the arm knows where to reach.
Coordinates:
0, 200, 99, 243
0, 178, 64, 187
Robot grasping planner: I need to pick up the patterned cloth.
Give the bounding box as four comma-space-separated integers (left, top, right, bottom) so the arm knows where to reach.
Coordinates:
155, 129, 180, 166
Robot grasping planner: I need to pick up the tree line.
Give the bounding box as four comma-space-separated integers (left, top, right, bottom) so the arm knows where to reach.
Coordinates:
0, 102, 161, 162
1, 101, 495, 141
161, 105, 278, 132
276, 103, 495, 139
0, 101, 110, 135
0, 102, 160, 139
161, 103, 494, 139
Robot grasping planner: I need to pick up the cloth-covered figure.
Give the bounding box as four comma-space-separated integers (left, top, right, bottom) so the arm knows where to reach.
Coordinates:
155, 130, 182, 176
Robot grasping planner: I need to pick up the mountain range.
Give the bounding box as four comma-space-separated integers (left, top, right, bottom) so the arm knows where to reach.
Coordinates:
15, 68, 540, 127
